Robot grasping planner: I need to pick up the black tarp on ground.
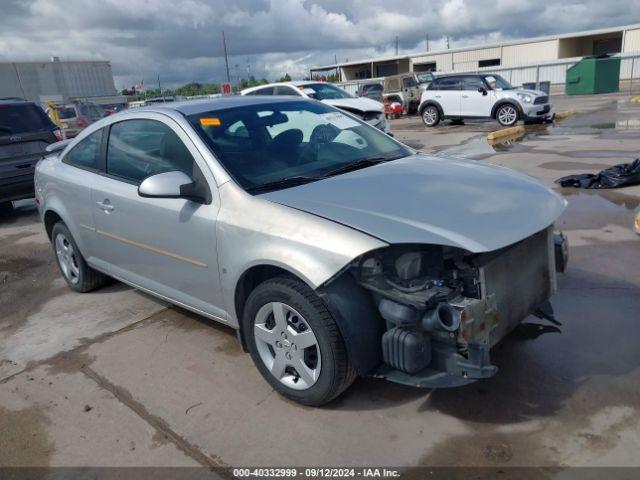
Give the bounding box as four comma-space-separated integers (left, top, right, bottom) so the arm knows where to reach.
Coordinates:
556, 159, 640, 189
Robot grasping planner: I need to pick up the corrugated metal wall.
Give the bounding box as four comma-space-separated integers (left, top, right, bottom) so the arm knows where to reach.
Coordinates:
502, 40, 559, 66
412, 53, 453, 72
0, 61, 117, 102
453, 47, 501, 64
624, 29, 640, 52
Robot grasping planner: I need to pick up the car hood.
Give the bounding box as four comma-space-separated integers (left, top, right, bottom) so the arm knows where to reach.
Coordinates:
261, 154, 566, 253
322, 97, 383, 113
507, 89, 546, 97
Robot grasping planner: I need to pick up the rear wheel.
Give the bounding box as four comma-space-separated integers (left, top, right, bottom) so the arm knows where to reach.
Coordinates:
496, 104, 519, 126
51, 222, 107, 292
421, 105, 440, 127
0, 202, 13, 214
243, 277, 356, 406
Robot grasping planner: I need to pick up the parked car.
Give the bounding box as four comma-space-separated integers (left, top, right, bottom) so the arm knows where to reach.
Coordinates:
0, 98, 63, 209
47, 102, 106, 138
419, 73, 553, 127
382, 73, 422, 114
241, 81, 389, 134
35, 96, 568, 406
358, 82, 383, 101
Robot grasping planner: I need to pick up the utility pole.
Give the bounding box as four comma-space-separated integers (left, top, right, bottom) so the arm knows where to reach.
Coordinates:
426, 33, 429, 52
395, 36, 399, 56
221, 31, 230, 83
446, 36, 450, 49
157, 74, 162, 100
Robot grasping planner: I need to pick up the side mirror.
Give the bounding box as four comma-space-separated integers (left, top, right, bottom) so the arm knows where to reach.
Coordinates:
138, 171, 205, 203
478, 87, 488, 96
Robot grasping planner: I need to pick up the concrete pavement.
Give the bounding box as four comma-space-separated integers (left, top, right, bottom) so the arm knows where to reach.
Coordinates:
1, 93, 640, 470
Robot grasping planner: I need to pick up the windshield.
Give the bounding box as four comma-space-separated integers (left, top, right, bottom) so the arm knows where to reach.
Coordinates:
483, 74, 513, 90
302, 83, 353, 100
57, 107, 76, 119
416, 72, 434, 84
189, 100, 410, 193
78, 104, 106, 120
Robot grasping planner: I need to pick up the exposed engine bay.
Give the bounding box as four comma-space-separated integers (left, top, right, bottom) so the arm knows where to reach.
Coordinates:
346, 227, 567, 387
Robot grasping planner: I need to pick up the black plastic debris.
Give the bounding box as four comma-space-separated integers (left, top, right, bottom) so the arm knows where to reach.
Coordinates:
556, 159, 640, 189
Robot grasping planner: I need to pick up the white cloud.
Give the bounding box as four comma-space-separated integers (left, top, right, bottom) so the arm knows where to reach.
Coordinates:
0, 0, 638, 88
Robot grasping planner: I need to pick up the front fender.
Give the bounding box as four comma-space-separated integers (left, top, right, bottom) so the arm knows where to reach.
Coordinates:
217, 183, 387, 326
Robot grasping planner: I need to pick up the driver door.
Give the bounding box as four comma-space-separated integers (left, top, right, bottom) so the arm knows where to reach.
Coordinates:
460, 76, 492, 117
90, 114, 226, 320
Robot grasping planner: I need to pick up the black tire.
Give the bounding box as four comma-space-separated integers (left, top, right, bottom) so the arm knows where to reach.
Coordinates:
0, 202, 13, 214
51, 222, 108, 293
242, 277, 356, 406
421, 105, 440, 127
496, 103, 519, 127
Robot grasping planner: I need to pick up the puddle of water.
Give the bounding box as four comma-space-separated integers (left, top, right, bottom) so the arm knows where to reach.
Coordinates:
555, 189, 639, 233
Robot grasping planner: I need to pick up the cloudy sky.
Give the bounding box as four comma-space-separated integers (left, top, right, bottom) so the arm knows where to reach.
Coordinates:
1, 0, 639, 89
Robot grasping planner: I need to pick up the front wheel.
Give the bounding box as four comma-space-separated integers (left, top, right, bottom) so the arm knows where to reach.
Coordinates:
496, 104, 519, 126
421, 105, 440, 127
243, 277, 356, 406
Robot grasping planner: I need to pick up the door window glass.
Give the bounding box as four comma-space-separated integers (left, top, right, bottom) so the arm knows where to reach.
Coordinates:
106, 119, 195, 184
432, 77, 460, 91
402, 77, 418, 88
461, 76, 486, 90
64, 129, 103, 170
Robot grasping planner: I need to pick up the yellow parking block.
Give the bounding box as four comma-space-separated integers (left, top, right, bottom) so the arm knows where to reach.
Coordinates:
487, 125, 525, 141
554, 109, 577, 120
630, 97, 640, 104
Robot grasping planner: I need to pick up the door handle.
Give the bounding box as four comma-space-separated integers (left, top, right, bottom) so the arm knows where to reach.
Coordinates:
435, 95, 441, 98
96, 200, 114, 213
462, 95, 469, 98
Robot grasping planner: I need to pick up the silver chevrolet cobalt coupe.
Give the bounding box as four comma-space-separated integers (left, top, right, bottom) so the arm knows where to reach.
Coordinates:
35, 96, 568, 406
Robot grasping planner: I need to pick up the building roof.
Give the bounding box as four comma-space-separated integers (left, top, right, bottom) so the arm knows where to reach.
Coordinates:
310, 23, 640, 71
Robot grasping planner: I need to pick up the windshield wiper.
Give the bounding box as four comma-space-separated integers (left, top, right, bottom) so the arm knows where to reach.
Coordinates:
246, 175, 320, 194
322, 156, 401, 178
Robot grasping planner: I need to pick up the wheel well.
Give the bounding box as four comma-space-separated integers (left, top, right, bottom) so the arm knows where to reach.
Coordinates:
44, 210, 63, 240
234, 264, 301, 349
492, 100, 520, 119
419, 101, 442, 117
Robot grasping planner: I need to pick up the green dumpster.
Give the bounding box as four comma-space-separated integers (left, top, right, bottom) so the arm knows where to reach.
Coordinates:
565, 54, 620, 95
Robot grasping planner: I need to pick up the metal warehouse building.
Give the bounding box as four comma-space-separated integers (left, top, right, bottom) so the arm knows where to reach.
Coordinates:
0, 59, 117, 103
311, 24, 640, 89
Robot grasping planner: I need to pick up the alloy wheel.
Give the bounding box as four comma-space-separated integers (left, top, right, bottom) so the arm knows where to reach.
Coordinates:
253, 302, 321, 390
498, 105, 517, 125
423, 107, 438, 126
55, 233, 80, 285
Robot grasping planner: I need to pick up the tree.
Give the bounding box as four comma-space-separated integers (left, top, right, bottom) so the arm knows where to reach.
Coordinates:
277, 73, 292, 82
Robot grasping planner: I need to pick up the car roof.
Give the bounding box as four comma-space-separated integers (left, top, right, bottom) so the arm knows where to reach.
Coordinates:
434, 73, 486, 79
0, 98, 37, 105
241, 80, 336, 95
125, 95, 310, 117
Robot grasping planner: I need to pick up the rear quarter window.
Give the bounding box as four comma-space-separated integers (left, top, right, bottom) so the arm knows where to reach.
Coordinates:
63, 129, 103, 170
0, 103, 54, 134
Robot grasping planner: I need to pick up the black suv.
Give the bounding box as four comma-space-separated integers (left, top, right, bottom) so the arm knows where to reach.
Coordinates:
0, 99, 62, 209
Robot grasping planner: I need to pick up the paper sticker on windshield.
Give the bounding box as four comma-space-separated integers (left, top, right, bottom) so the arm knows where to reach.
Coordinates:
485, 76, 496, 83
200, 117, 221, 126
320, 112, 360, 129
300, 88, 316, 95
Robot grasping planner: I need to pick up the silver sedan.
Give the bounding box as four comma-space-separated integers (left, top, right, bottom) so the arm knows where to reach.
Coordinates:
35, 96, 567, 406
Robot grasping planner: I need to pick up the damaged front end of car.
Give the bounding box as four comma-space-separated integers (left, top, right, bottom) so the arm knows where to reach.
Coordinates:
319, 226, 568, 388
